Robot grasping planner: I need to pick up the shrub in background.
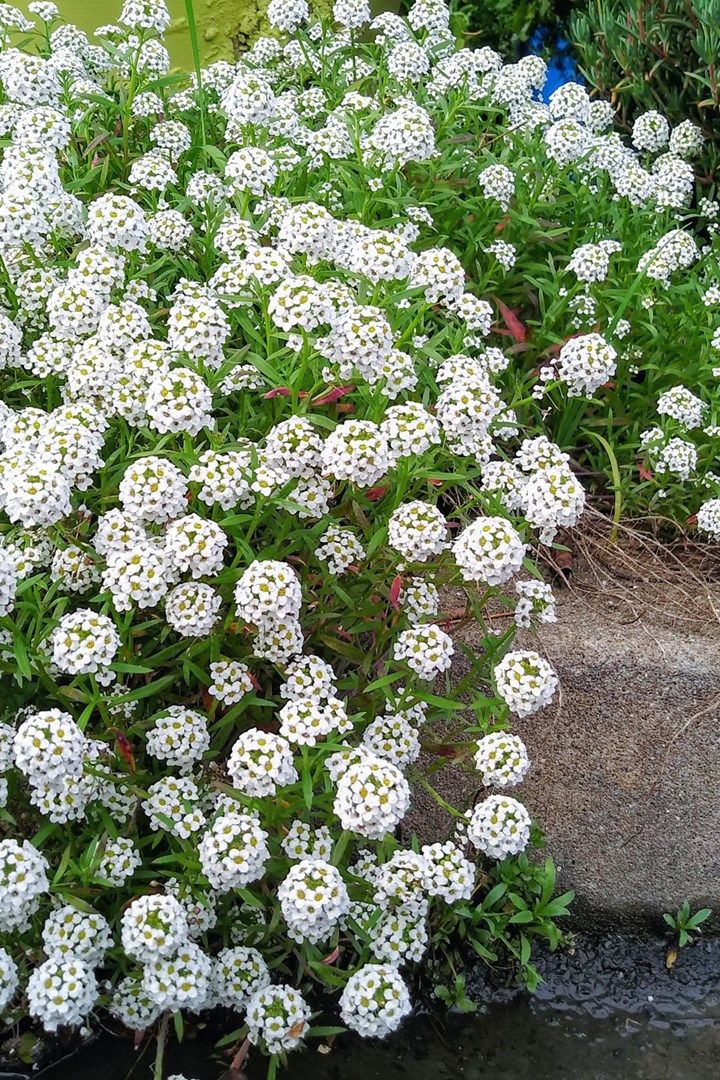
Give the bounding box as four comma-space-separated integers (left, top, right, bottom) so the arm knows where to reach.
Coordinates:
571, 0, 720, 184
450, 0, 576, 58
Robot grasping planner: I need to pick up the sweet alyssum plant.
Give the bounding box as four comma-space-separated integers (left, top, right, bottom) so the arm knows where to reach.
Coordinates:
7, 0, 720, 1073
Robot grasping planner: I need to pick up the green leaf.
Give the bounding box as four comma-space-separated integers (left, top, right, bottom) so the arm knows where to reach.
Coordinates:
302, 764, 313, 809
520, 934, 532, 966
481, 882, 508, 909
508, 909, 535, 925
173, 1010, 184, 1042
543, 891, 575, 918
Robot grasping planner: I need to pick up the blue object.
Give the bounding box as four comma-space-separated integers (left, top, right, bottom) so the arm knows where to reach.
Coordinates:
525, 27, 582, 102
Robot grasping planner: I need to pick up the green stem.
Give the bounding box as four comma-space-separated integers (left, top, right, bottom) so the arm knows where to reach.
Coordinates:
153, 1011, 170, 1080
411, 772, 466, 819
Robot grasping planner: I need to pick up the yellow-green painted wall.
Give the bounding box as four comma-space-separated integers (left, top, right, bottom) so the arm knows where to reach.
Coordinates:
17, 0, 399, 70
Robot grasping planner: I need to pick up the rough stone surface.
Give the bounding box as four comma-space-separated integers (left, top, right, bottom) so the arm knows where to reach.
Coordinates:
408, 541, 720, 925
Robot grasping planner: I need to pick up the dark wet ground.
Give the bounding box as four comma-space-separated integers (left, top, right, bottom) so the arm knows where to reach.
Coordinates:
4, 934, 720, 1080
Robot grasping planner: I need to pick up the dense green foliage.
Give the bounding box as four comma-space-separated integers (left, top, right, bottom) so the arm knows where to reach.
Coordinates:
571, 0, 720, 185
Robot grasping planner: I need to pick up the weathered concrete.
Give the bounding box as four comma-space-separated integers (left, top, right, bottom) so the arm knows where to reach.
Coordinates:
409, 542, 720, 925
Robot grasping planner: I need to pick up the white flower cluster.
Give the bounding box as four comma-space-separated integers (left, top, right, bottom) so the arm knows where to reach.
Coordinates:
514, 580, 556, 628
555, 333, 617, 397
315, 523, 365, 574
474, 731, 531, 787
213, 946, 271, 1010
330, 748, 411, 840
227, 729, 298, 796
656, 385, 707, 430
246, 984, 311, 1053
208, 658, 255, 704
339, 964, 412, 1037
26, 957, 98, 1032
0, 0, 635, 1047
0, 838, 49, 933
278, 858, 350, 943
198, 810, 270, 892
392, 623, 454, 680
453, 516, 526, 585
466, 794, 532, 859
40, 615, 115, 685
494, 650, 558, 717
145, 706, 210, 770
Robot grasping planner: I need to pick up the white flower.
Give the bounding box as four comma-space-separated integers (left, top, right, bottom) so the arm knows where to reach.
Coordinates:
380, 402, 441, 458
278, 695, 350, 746
0, 548, 18, 615
13, 709, 85, 790
474, 731, 530, 787
657, 385, 707, 430
227, 729, 298, 797
494, 651, 558, 717
652, 437, 697, 481
392, 623, 454, 680
96, 837, 141, 887
146, 706, 209, 769
278, 858, 350, 943
208, 659, 254, 704
280, 655, 336, 702
556, 333, 617, 397
41, 906, 112, 963
212, 946, 271, 1010
321, 419, 393, 488
142, 942, 212, 1013
120, 894, 189, 963
478, 163, 514, 209
280, 821, 334, 862
466, 794, 531, 859
118, 456, 187, 525
514, 580, 556, 628
109, 975, 162, 1031
26, 957, 98, 1032
102, 541, 170, 612
234, 560, 302, 627
246, 984, 311, 1054
0, 838, 49, 933
388, 501, 448, 563
697, 498, 720, 541
523, 463, 585, 544
340, 964, 411, 1037
266, 0, 308, 31
0, 948, 18, 1013
632, 110, 669, 152
315, 524, 365, 574
198, 810, 270, 892
362, 713, 420, 768
331, 748, 411, 839
143, 775, 206, 839
145, 367, 214, 436
400, 577, 440, 623
49, 609, 120, 676
165, 581, 222, 637
453, 516, 526, 585
421, 841, 476, 902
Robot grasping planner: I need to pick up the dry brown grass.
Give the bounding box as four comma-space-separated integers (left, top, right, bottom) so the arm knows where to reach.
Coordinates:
540, 506, 720, 633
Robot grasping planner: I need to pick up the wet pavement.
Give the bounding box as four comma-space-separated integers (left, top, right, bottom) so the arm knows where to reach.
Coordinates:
4, 934, 720, 1080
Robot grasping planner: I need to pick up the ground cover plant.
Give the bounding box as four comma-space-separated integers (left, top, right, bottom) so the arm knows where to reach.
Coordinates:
0, 0, 717, 1076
